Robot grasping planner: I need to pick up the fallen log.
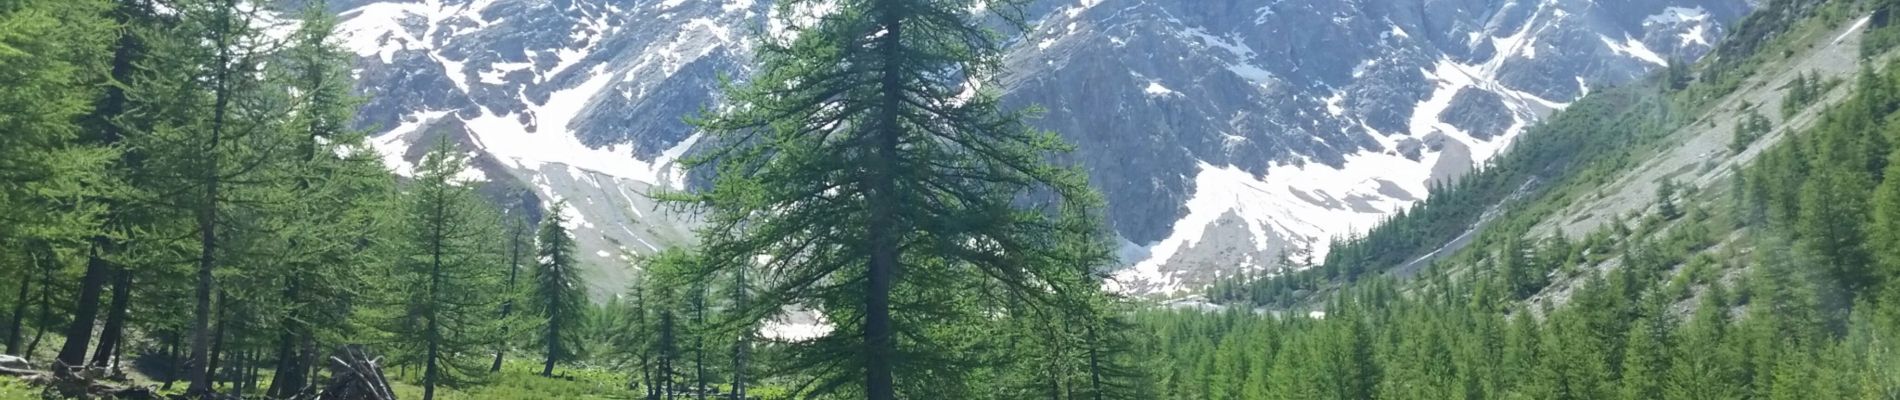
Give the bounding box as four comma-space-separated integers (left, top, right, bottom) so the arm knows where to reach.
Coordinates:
310, 345, 396, 400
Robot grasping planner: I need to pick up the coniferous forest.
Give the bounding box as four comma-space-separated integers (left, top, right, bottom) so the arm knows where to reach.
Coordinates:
4, 0, 1900, 399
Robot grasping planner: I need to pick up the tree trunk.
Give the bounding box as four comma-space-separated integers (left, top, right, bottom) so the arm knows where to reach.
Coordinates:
245, 349, 263, 396
693, 288, 706, 400
91, 266, 131, 367
160, 333, 178, 390
229, 348, 248, 397
206, 291, 230, 389
6, 250, 34, 355
57, 241, 110, 367
422, 187, 446, 400
267, 330, 306, 398
730, 268, 748, 400
493, 216, 524, 373
661, 355, 674, 400
641, 353, 656, 400
1085, 324, 1105, 400
541, 318, 557, 377
268, 279, 307, 398
302, 335, 321, 393
28, 249, 55, 356
863, 4, 905, 399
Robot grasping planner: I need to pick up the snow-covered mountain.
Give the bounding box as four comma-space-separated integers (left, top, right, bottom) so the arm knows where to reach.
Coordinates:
328, 0, 1750, 298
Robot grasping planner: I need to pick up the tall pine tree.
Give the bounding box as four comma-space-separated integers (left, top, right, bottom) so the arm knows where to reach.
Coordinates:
533, 201, 587, 377
679, 0, 1110, 397
378, 141, 506, 400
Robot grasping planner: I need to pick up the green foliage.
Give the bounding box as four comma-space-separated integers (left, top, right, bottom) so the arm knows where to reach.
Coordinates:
1210, 83, 1679, 306
0, 0, 115, 359
0, 376, 37, 399
372, 141, 509, 399
0, 0, 114, 245
1783, 71, 1824, 118
532, 201, 588, 376
1168, 5, 1900, 400
674, 0, 1132, 397
1732, 110, 1772, 152
1656, 179, 1684, 220
1865, 0, 1900, 57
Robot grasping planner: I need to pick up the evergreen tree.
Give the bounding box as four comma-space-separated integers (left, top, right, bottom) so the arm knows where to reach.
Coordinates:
0, 0, 116, 367
679, 0, 1110, 397
1617, 316, 1670, 400
377, 141, 507, 400
533, 201, 587, 377
639, 249, 692, 400
1657, 179, 1684, 220
1664, 284, 1741, 400
1870, 150, 1900, 310
262, 1, 394, 394
104, 0, 297, 392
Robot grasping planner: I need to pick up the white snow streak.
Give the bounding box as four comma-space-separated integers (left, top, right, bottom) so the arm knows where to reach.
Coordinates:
1838, 16, 1873, 45
1601, 35, 1668, 66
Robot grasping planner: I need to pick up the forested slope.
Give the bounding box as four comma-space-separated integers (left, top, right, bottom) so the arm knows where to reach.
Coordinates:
1147, 1, 1900, 399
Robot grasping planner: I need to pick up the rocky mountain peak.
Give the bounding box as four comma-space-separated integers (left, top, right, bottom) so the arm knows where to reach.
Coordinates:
335, 0, 1749, 298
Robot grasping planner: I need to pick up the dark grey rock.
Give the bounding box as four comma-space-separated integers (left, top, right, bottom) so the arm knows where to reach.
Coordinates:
1440, 88, 1513, 140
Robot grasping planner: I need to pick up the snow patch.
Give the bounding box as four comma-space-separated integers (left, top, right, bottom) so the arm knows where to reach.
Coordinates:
457, 67, 690, 187
1252, 0, 1284, 24
479, 61, 534, 84
1323, 91, 1347, 117
1385, 25, 1410, 40
1644, 6, 1709, 26
1144, 81, 1178, 97
1601, 35, 1668, 66
452, 153, 487, 183
768, 0, 838, 43
370, 110, 452, 177
760, 311, 832, 341
1682, 24, 1709, 46
434, 53, 469, 93
1180, 27, 1272, 85
1115, 150, 1449, 294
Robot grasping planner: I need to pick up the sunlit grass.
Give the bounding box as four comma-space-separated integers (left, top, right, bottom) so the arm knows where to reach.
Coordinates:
382, 359, 634, 400
1, 376, 39, 399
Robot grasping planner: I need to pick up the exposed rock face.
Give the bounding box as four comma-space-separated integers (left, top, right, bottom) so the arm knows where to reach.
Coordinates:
333, 0, 1750, 297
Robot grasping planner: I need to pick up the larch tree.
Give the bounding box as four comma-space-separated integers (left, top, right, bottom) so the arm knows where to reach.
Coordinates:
639, 249, 692, 400
379, 140, 507, 400
677, 0, 1111, 397
0, 0, 115, 362
109, 0, 293, 393
491, 201, 533, 373
264, 0, 396, 395
533, 200, 587, 377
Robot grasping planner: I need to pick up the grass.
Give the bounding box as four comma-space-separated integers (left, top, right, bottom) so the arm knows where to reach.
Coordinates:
0, 357, 643, 400
0, 376, 38, 399
382, 360, 635, 400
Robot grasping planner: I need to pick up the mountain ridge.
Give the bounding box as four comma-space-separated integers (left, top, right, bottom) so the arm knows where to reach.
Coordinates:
333, 0, 1751, 298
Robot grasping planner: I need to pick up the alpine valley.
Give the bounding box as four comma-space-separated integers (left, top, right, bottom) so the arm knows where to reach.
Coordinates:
329, 0, 1751, 297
